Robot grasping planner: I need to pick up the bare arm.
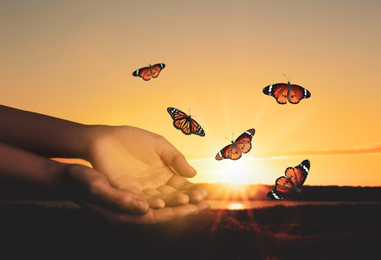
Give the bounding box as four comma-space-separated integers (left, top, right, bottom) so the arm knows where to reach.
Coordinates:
0, 105, 95, 159
0, 141, 66, 187
0, 105, 208, 209
0, 142, 210, 224
0, 141, 150, 213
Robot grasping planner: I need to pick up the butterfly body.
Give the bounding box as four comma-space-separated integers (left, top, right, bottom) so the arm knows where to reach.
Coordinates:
167, 107, 205, 136
263, 81, 311, 104
215, 129, 255, 160
132, 63, 165, 81
267, 159, 310, 199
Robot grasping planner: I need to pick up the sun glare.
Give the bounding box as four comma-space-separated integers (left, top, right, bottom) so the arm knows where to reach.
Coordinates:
227, 203, 245, 210
216, 159, 255, 184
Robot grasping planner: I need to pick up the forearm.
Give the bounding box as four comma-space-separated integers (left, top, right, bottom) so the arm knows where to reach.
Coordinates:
0, 142, 67, 189
0, 105, 99, 159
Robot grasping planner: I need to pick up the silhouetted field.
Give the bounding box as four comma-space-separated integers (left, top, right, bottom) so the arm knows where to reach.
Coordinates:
1, 202, 380, 260
2, 184, 380, 202
198, 183, 381, 202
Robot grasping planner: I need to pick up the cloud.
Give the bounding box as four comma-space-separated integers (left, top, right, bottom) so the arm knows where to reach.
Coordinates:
189, 157, 289, 163
284, 143, 381, 156
188, 143, 381, 165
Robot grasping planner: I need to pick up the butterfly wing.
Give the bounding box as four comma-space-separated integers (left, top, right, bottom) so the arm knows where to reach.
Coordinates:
167, 107, 190, 134
285, 159, 310, 189
267, 159, 310, 200
167, 107, 205, 136
167, 107, 185, 120
151, 63, 166, 78
189, 117, 205, 136
215, 143, 242, 160
288, 84, 311, 104
267, 176, 295, 199
262, 83, 289, 104
132, 66, 152, 81
215, 128, 255, 160
234, 128, 255, 154
174, 118, 192, 135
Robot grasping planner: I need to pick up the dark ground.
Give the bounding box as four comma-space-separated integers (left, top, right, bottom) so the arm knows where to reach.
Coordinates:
0, 202, 380, 260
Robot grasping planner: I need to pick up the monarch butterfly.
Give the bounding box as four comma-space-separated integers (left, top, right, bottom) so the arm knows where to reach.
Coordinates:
215, 129, 255, 160
167, 107, 205, 136
267, 159, 310, 199
262, 76, 311, 104
132, 63, 165, 81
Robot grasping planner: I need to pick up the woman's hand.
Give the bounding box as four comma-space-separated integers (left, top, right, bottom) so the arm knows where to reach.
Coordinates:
0, 105, 210, 224
86, 126, 208, 209
65, 164, 210, 224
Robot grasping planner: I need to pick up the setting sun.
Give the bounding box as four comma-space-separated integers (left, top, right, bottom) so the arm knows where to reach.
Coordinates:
215, 159, 256, 184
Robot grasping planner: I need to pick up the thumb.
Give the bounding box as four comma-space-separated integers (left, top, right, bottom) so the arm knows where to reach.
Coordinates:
159, 140, 197, 177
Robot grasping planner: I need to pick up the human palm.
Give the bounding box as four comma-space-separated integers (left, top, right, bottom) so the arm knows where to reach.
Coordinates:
87, 126, 206, 207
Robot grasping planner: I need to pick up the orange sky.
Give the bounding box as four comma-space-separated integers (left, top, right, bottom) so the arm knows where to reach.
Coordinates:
1, 0, 380, 186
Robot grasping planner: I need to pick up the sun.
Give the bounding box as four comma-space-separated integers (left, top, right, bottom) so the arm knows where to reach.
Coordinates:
189, 157, 273, 184
216, 158, 256, 184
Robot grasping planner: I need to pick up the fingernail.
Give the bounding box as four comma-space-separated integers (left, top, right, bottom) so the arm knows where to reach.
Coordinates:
200, 201, 211, 212
133, 200, 149, 214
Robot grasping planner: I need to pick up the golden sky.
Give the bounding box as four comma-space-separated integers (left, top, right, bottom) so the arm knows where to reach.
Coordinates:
1, 0, 380, 186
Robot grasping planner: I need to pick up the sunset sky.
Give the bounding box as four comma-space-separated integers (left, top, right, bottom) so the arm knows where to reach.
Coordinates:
1, 0, 380, 186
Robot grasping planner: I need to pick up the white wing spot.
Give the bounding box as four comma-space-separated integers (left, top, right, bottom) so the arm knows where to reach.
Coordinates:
302, 164, 309, 174
272, 190, 280, 199
245, 131, 253, 137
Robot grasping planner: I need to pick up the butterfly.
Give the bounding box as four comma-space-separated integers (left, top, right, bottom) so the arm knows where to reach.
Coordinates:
215, 129, 255, 160
262, 79, 311, 104
132, 63, 166, 81
267, 159, 310, 200
167, 107, 205, 136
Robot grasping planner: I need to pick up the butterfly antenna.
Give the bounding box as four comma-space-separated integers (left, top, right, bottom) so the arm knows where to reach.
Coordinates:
283, 74, 290, 82
224, 133, 234, 143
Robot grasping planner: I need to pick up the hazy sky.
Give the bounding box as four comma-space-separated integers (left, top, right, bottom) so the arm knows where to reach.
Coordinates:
1, 0, 380, 186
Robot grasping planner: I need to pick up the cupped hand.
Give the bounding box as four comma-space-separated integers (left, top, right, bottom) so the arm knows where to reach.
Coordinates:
64, 164, 210, 224
86, 126, 208, 208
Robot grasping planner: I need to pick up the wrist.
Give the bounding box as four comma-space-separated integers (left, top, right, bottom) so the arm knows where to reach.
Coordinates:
79, 124, 114, 162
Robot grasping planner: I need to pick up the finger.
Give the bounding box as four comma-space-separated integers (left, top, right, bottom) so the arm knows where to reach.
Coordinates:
155, 191, 189, 206
167, 174, 208, 196
148, 201, 211, 224
82, 201, 211, 225
146, 197, 165, 209
156, 189, 189, 207
144, 187, 188, 207
123, 187, 165, 209
166, 175, 208, 203
157, 138, 197, 177
92, 182, 149, 214
142, 190, 165, 209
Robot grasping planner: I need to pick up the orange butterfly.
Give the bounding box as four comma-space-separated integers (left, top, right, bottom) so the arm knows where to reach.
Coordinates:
262, 76, 311, 104
267, 160, 310, 199
167, 107, 205, 136
132, 63, 165, 81
215, 129, 255, 160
